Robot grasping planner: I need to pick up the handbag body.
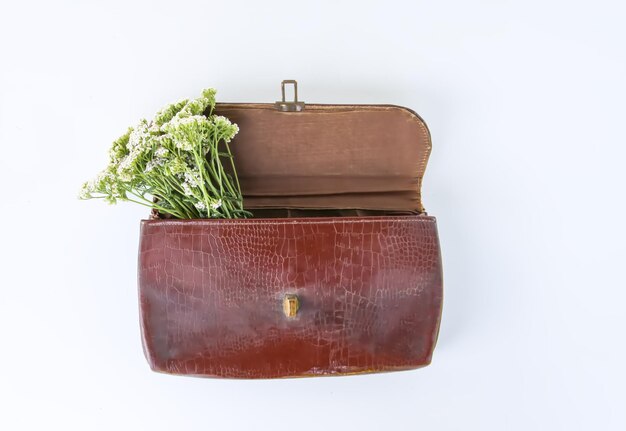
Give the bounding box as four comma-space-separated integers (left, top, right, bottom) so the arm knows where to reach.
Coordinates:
138, 82, 443, 378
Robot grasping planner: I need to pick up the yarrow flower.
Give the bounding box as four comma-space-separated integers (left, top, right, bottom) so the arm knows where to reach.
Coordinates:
211, 199, 222, 210
212, 115, 239, 143
184, 171, 201, 186
127, 120, 150, 151
79, 88, 251, 219
181, 182, 194, 196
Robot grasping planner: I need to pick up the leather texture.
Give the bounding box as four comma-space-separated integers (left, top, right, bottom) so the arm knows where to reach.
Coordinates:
213, 103, 431, 213
138, 216, 443, 378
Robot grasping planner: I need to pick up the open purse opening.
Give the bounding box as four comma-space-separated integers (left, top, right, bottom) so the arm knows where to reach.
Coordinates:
215, 103, 432, 218
248, 208, 421, 218
152, 103, 431, 219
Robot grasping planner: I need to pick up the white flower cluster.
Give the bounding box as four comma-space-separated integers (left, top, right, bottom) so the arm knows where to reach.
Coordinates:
79, 88, 247, 219
145, 145, 169, 173
212, 115, 239, 143
79, 170, 121, 203
116, 120, 151, 181
211, 198, 222, 210
193, 198, 222, 215
184, 171, 201, 186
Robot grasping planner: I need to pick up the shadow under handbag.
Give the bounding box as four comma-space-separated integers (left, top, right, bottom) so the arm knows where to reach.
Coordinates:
138, 81, 443, 378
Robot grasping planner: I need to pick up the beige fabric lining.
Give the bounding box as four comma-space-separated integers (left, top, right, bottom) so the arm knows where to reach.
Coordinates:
214, 103, 431, 213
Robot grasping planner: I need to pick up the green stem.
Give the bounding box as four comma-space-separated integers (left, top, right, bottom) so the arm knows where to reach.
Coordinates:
126, 192, 184, 219
149, 174, 199, 218
224, 140, 244, 210
123, 186, 186, 219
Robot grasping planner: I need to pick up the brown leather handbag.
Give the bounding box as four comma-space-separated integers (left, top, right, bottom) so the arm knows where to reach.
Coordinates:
138, 81, 443, 378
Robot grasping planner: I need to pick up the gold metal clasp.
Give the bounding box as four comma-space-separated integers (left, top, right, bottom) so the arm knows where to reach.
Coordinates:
275, 80, 305, 112
283, 294, 300, 318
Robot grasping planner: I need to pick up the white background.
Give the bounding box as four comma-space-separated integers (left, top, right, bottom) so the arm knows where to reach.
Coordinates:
1, 1, 625, 430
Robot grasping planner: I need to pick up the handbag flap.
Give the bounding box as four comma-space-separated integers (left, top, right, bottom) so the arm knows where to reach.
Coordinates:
214, 103, 432, 213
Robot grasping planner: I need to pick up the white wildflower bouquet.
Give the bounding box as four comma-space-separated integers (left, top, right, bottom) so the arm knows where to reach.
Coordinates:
80, 89, 251, 219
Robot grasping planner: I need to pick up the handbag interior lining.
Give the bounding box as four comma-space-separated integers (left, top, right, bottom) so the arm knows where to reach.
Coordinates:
215, 103, 431, 215
157, 103, 431, 219
248, 208, 420, 218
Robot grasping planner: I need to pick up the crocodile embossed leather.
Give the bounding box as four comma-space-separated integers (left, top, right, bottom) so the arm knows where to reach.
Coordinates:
138, 216, 443, 378
137, 94, 443, 378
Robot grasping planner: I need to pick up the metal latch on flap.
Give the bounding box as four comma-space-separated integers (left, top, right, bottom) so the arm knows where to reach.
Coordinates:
275, 80, 305, 112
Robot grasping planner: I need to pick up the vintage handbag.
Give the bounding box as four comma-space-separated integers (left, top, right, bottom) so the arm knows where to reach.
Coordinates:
138, 80, 443, 378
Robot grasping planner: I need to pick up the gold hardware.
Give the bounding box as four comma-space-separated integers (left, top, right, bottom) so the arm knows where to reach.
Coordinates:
275, 80, 305, 112
283, 294, 300, 318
